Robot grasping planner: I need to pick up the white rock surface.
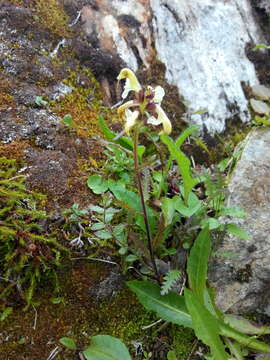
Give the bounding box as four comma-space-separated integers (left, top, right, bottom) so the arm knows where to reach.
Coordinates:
250, 98, 270, 114
151, 0, 264, 132
209, 128, 270, 314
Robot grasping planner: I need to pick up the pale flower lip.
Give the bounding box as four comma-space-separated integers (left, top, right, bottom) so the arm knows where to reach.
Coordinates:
148, 105, 172, 135
117, 68, 142, 99
124, 109, 140, 136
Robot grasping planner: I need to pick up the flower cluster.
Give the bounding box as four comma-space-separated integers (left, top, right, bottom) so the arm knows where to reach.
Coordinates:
117, 68, 172, 136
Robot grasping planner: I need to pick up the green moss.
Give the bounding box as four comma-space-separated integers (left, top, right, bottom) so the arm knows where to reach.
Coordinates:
51, 67, 112, 138
170, 324, 196, 358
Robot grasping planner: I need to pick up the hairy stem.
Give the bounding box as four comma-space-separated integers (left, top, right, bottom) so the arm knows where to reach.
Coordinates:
133, 127, 159, 281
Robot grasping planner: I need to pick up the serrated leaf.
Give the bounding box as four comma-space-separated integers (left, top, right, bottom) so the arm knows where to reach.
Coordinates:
161, 197, 176, 226
127, 281, 192, 328
185, 289, 230, 360
87, 175, 108, 194
187, 227, 210, 303
59, 337, 77, 350
226, 224, 251, 240
161, 269, 181, 295
83, 335, 131, 360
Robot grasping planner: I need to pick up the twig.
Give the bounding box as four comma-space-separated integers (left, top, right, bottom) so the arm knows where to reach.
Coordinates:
71, 257, 118, 265
186, 339, 198, 360
47, 346, 62, 360
32, 305, 37, 330
142, 319, 163, 330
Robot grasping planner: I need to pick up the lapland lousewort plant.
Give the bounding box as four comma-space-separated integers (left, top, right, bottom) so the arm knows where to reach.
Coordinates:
117, 68, 172, 280
117, 68, 172, 136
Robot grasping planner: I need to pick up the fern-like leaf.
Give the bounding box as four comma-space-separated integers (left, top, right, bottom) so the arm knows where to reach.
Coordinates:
161, 269, 181, 295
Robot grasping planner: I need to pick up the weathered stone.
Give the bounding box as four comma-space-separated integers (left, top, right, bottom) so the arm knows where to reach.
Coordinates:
209, 128, 270, 315
250, 98, 270, 114
89, 271, 124, 300
251, 84, 270, 100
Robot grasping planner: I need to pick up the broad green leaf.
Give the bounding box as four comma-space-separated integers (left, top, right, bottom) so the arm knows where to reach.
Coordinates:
161, 135, 199, 204
110, 187, 156, 234
174, 192, 201, 217
127, 281, 192, 328
224, 314, 270, 335
226, 224, 251, 240
218, 207, 249, 218
187, 227, 210, 303
59, 337, 77, 350
253, 44, 270, 50
83, 335, 131, 360
98, 115, 133, 151
167, 350, 177, 360
87, 175, 108, 194
185, 289, 230, 360
161, 197, 176, 226
91, 223, 106, 231
94, 229, 112, 240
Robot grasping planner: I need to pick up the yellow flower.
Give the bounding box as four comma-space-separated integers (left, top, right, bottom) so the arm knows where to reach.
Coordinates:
147, 105, 172, 135
124, 109, 140, 135
117, 68, 142, 99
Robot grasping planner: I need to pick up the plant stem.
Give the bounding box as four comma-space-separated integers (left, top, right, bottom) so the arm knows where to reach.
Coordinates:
133, 127, 159, 281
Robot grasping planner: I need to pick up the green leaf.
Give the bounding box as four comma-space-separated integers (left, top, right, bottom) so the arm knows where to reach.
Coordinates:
50, 297, 64, 304
91, 223, 106, 231
62, 114, 73, 126
253, 43, 270, 50
98, 115, 133, 151
94, 229, 112, 240
161, 135, 199, 203
35, 96, 48, 106
127, 281, 192, 328
224, 314, 270, 335
174, 192, 201, 217
83, 335, 131, 360
0, 307, 13, 321
161, 197, 176, 226
200, 217, 221, 230
187, 227, 211, 303
185, 289, 230, 360
226, 224, 251, 240
87, 175, 108, 194
218, 207, 249, 218
161, 270, 181, 295
167, 350, 177, 360
59, 337, 77, 350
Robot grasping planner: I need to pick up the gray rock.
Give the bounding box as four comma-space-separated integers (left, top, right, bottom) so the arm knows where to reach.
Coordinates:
209, 128, 270, 315
89, 271, 124, 300
250, 98, 270, 115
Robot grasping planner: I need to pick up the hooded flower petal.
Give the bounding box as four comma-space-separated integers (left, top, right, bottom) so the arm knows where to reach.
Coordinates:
124, 109, 140, 135
153, 86, 165, 104
117, 68, 142, 99
155, 105, 172, 135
